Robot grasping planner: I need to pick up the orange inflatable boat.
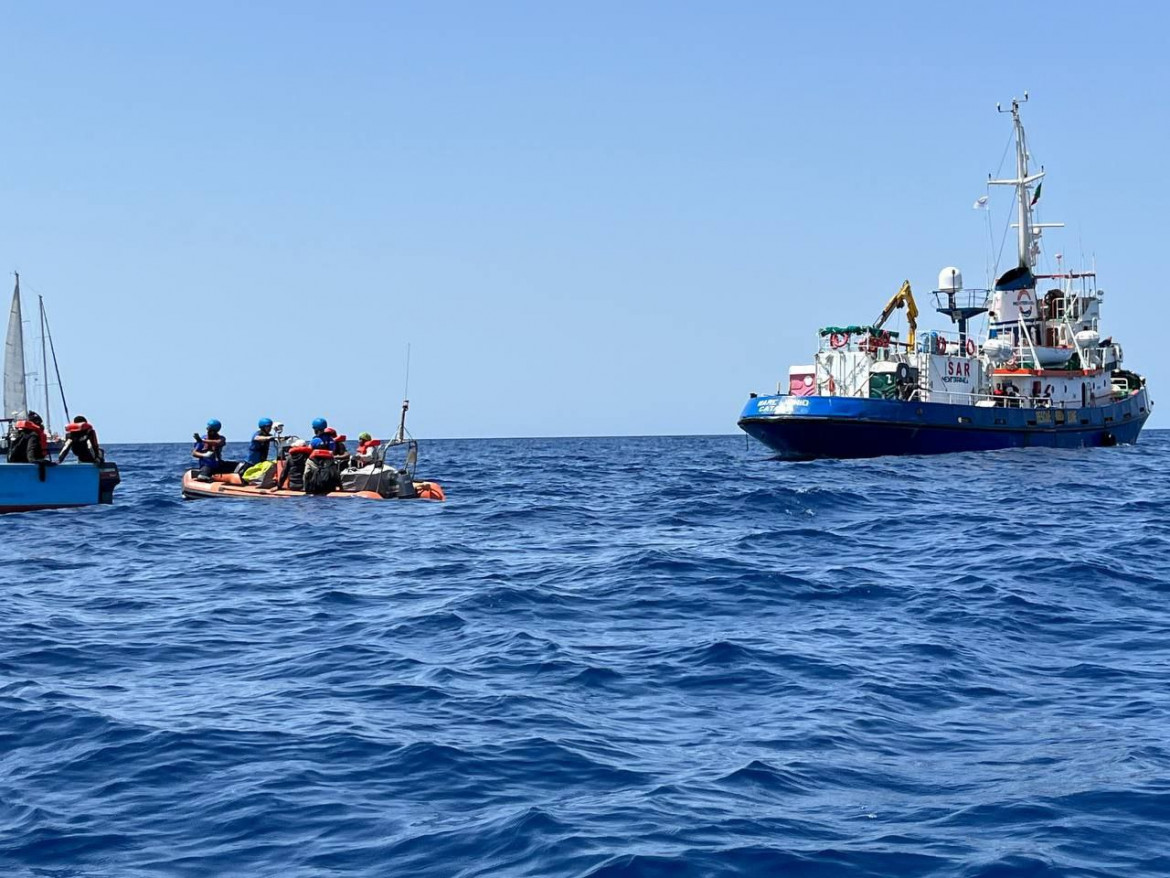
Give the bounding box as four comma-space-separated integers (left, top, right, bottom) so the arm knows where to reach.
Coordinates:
181, 468, 445, 502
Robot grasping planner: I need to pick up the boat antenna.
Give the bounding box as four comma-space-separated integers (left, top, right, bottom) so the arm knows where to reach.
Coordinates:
40, 296, 69, 422
393, 344, 411, 445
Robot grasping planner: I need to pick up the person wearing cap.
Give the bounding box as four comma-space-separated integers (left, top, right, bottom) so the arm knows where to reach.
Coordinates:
191, 419, 237, 482
355, 431, 381, 466
246, 417, 279, 466
58, 415, 103, 463
323, 427, 351, 468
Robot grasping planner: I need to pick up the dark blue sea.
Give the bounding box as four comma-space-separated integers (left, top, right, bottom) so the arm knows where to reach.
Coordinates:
3, 434, 1169, 877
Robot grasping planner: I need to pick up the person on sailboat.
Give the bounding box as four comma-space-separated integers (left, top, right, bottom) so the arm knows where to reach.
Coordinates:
246, 417, 279, 466
58, 415, 103, 463
191, 419, 236, 481
7, 411, 48, 463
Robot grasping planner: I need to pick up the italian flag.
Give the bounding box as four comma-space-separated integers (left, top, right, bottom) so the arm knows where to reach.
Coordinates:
1030, 182, 1043, 206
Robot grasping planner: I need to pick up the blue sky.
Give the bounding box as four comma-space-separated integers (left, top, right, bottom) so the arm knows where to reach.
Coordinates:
1, 2, 1166, 442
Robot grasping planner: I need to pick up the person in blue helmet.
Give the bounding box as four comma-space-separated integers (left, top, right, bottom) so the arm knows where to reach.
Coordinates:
246, 417, 280, 466
309, 417, 335, 452
191, 418, 238, 481
304, 417, 341, 494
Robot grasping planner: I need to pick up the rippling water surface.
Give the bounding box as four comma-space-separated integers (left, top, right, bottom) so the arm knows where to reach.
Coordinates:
3, 434, 1169, 877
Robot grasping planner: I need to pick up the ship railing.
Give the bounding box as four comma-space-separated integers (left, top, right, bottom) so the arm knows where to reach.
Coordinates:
907, 388, 1087, 409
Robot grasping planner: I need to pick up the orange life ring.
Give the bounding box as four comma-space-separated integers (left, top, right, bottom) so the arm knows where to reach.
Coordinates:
829, 332, 849, 349
827, 376, 836, 395
966, 338, 976, 356
935, 334, 947, 355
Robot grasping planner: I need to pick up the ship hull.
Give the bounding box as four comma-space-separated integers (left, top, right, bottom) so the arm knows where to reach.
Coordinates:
739, 390, 1151, 459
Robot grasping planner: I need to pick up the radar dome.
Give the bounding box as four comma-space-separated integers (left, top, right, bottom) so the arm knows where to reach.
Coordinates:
938, 267, 963, 292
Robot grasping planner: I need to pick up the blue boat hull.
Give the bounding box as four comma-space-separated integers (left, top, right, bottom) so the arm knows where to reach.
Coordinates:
738, 390, 1151, 459
0, 461, 120, 512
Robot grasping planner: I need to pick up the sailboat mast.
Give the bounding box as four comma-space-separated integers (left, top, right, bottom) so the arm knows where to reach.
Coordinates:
41, 298, 70, 422
39, 296, 51, 433
4, 273, 28, 419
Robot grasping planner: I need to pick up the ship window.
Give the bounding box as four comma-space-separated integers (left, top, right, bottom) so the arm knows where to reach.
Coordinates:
1124, 412, 1132, 420
1055, 410, 1065, 424
1105, 416, 1114, 423
957, 416, 972, 424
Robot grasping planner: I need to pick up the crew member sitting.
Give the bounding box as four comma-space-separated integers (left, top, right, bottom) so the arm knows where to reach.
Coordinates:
191, 418, 237, 481
58, 415, 103, 463
7, 411, 48, 463
326, 428, 350, 468
355, 431, 381, 466
278, 440, 312, 491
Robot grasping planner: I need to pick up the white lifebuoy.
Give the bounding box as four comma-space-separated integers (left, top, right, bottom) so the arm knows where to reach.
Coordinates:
1015, 290, 1034, 318
966, 338, 976, 356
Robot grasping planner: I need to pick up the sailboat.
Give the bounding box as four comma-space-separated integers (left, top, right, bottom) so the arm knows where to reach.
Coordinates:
1, 273, 120, 512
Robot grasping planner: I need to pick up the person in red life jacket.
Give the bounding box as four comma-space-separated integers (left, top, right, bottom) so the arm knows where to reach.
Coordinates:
191, 418, 238, 482
278, 439, 312, 491
355, 431, 381, 466
7, 411, 48, 463
323, 427, 351, 468
58, 415, 103, 463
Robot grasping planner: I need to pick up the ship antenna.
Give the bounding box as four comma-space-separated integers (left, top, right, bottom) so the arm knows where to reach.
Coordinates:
394, 344, 411, 445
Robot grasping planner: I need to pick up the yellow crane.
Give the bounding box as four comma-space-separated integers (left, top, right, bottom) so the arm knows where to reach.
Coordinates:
873, 280, 918, 350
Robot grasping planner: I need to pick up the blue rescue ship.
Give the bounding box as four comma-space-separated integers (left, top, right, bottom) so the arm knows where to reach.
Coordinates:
739, 96, 1151, 459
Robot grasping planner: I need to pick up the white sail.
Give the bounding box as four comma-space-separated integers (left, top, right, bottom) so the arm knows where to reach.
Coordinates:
4, 275, 27, 419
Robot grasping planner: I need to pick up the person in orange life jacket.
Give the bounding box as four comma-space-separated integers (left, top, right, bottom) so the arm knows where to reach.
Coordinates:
7, 411, 48, 463
246, 417, 278, 466
58, 415, 102, 463
323, 427, 350, 467
191, 419, 238, 481
355, 431, 381, 466
278, 439, 311, 490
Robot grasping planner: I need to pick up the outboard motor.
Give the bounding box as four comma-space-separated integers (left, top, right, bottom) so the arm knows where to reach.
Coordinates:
395, 469, 417, 499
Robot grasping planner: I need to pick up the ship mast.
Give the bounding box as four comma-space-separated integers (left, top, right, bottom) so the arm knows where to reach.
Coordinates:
989, 93, 1045, 270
